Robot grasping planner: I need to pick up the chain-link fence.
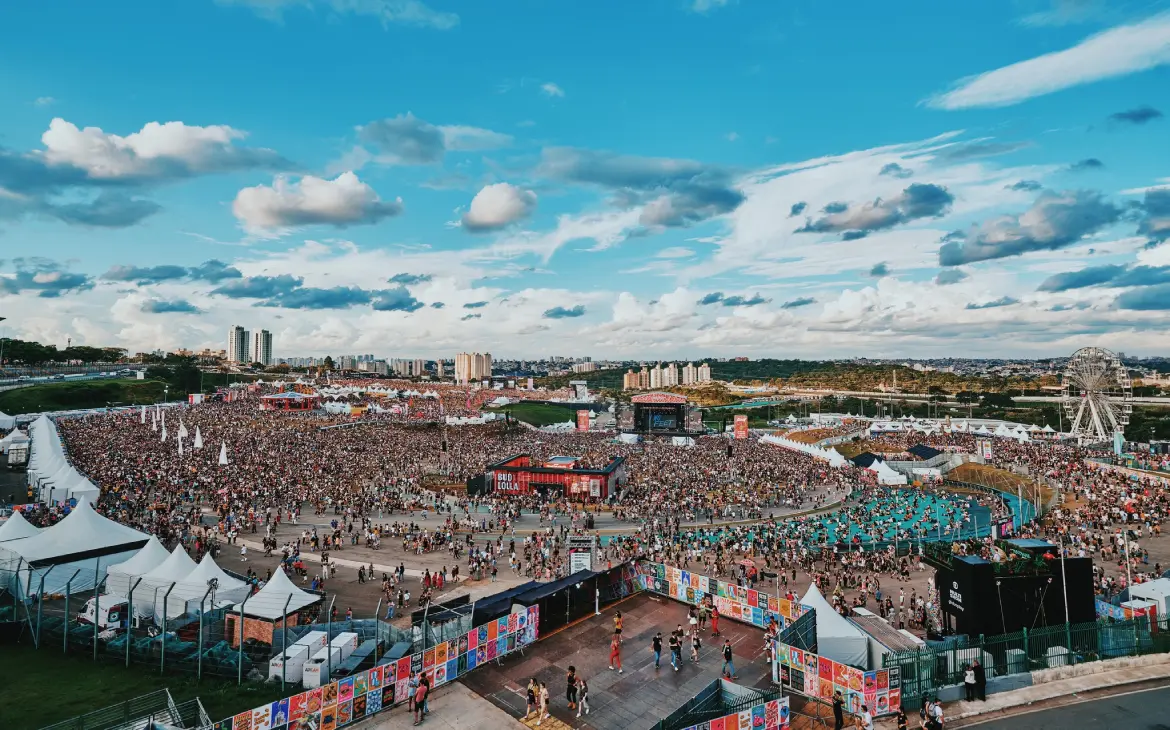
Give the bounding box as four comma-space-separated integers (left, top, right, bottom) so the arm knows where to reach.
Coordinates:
883, 614, 1170, 708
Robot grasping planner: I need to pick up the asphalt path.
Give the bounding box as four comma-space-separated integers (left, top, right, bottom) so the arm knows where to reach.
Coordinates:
970, 684, 1170, 729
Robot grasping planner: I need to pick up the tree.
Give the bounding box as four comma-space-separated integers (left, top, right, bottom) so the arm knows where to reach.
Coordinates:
323, 356, 334, 370
980, 392, 1015, 409
956, 391, 979, 405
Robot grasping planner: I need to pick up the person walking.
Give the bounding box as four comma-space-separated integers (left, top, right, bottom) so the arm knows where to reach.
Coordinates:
613, 611, 624, 643
525, 678, 538, 719
565, 665, 578, 712
859, 703, 874, 730
832, 690, 845, 730
721, 639, 737, 679
652, 632, 663, 669
668, 632, 681, 672
608, 632, 623, 673
412, 677, 428, 726
690, 627, 702, 663
710, 605, 721, 637
575, 675, 590, 718
537, 681, 550, 726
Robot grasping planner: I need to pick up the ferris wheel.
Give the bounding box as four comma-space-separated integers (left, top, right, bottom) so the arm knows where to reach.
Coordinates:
1061, 347, 1132, 444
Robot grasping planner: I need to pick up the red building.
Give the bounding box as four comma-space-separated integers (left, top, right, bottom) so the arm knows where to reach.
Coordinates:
486, 454, 626, 501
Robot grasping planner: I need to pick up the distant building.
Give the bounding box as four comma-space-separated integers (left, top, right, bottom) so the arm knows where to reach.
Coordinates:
623, 369, 640, 390
697, 363, 712, 382
682, 362, 697, 385
455, 352, 492, 384
571, 361, 597, 374
252, 329, 273, 367
227, 325, 250, 364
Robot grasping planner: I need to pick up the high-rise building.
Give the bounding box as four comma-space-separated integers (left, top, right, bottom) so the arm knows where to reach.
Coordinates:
663, 362, 678, 387
571, 362, 597, 374
682, 362, 697, 385
623, 369, 640, 390
227, 325, 250, 363
697, 363, 712, 382
638, 366, 650, 389
649, 363, 663, 389
252, 329, 273, 367
455, 352, 493, 384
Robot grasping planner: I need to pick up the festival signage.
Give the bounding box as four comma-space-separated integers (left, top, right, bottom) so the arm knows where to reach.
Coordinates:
210, 606, 539, 730
577, 410, 590, 432
774, 643, 900, 718
734, 414, 749, 440
637, 562, 807, 629
677, 696, 790, 730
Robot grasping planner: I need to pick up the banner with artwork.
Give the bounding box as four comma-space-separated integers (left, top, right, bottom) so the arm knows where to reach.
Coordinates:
676, 696, 790, 730
636, 562, 807, 630
211, 606, 539, 730
774, 642, 900, 718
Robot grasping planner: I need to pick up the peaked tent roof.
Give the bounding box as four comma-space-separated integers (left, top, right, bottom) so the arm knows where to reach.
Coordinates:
800, 583, 870, 668
107, 536, 170, 577
182, 553, 248, 592
231, 566, 320, 619
907, 444, 943, 460
7, 501, 150, 566
0, 510, 41, 542
850, 452, 883, 469
142, 545, 198, 585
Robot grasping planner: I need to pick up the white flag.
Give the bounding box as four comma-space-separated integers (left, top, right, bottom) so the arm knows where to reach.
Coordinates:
218, 441, 229, 466
194, 427, 203, 449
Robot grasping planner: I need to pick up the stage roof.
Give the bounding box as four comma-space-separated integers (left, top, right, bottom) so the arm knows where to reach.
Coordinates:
630, 392, 688, 405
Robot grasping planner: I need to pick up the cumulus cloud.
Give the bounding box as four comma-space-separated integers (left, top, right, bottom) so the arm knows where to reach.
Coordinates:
1138, 189, 1170, 242
1039, 264, 1170, 291
697, 292, 769, 307
48, 193, 162, 227
462, 183, 537, 232
935, 269, 969, 285
540, 82, 565, 98
358, 113, 510, 165
869, 262, 890, 277
938, 190, 1121, 265
795, 183, 954, 239
461, 313, 482, 321
141, 298, 201, 314
1116, 283, 1170, 310
927, 13, 1170, 109
263, 285, 375, 310
789, 202, 807, 217
387, 273, 432, 285
879, 163, 913, 179
463, 300, 488, 309
1008, 180, 1043, 192
232, 172, 402, 232
213, 274, 303, 299
0, 257, 92, 297
543, 305, 585, 318
966, 296, 1020, 309
39, 117, 287, 181
1108, 105, 1163, 125
538, 147, 744, 228
1069, 158, 1104, 172
371, 286, 425, 312
780, 297, 816, 309
104, 260, 242, 285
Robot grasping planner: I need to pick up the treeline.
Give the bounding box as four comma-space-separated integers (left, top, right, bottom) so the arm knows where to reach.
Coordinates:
0, 338, 126, 365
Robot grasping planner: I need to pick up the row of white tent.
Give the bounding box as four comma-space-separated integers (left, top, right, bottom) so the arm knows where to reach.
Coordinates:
102, 538, 252, 619
760, 434, 849, 468
0, 410, 16, 431
24, 415, 102, 504
0, 427, 29, 454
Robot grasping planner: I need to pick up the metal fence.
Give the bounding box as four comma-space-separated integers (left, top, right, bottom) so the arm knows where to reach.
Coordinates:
653, 679, 784, 730
37, 688, 210, 730
882, 614, 1170, 708
778, 606, 816, 653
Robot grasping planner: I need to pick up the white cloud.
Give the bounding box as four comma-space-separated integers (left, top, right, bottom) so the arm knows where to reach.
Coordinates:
232, 172, 403, 232
39, 117, 281, 180
218, 0, 459, 29
928, 13, 1170, 109
484, 207, 644, 261
438, 125, 513, 151
657, 247, 695, 259
462, 183, 537, 232
33, 96, 56, 107
540, 82, 565, 98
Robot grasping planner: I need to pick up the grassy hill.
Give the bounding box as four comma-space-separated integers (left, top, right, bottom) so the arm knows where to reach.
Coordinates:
0, 379, 167, 414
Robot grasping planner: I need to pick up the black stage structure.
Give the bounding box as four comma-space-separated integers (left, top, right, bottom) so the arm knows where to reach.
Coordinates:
618, 392, 704, 437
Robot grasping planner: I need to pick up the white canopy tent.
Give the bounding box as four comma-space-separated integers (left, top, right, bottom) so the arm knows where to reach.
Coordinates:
0, 510, 41, 543
868, 460, 908, 485
0, 499, 150, 598
169, 553, 251, 613
0, 429, 29, 454
104, 536, 170, 596
0, 411, 15, 431
800, 583, 870, 668
24, 415, 104, 503
231, 567, 319, 620
139, 546, 199, 619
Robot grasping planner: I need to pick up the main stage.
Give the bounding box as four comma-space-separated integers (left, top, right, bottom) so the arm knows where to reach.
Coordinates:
617, 392, 704, 437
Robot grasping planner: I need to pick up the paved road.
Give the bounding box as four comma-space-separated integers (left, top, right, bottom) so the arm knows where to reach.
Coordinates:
974, 685, 1170, 729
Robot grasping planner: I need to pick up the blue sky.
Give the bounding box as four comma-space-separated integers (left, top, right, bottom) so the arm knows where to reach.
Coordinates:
1, 0, 1168, 359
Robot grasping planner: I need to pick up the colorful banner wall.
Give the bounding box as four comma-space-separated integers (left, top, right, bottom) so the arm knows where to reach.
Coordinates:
637, 562, 807, 629
774, 643, 900, 718
679, 696, 790, 730
577, 410, 590, 432
212, 606, 539, 730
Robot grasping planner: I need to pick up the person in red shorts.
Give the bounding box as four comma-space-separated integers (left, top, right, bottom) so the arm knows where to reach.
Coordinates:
608, 631, 623, 673
710, 605, 721, 637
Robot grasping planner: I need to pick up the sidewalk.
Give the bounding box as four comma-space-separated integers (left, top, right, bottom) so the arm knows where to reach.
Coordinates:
356, 682, 522, 730
878, 655, 1170, 727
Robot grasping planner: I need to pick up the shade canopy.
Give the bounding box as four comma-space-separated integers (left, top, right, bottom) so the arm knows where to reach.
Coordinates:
0, 510, 41, 543
801, 583, 870, 668
231, 567, 319, 619
4, 500, 149, 567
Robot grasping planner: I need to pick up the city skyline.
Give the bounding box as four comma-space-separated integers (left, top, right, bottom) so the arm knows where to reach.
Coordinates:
1, 1, 1169, 359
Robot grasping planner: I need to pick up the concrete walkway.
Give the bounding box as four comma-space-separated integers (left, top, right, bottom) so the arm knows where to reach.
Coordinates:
356, 682, 522, 730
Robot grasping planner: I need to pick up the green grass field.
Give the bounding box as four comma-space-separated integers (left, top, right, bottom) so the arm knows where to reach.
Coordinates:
0, 379, 167, 414
0, 644, 288, 729
488, 401, 580, 426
